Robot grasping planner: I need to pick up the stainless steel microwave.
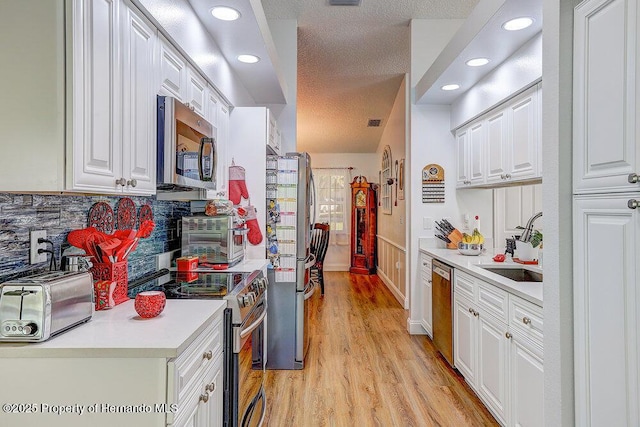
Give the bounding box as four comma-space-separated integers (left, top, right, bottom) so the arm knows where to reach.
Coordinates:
157, 96, 218, 196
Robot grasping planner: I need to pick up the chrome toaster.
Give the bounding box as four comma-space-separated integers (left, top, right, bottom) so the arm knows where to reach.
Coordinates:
0, 271, 94, 342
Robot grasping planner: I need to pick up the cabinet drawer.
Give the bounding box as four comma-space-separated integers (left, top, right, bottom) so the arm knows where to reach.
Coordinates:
454, 270, 475, 301
420, 254, 432, 277
168, 317, 223, 413
477, 281, 509, 323
509, 296, 543, 343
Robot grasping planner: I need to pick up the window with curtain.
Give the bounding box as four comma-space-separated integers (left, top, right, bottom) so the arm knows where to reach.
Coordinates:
313, 169, 350, 243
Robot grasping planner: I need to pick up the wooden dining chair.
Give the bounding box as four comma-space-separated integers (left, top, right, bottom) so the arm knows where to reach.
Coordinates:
309, 223, 330, 294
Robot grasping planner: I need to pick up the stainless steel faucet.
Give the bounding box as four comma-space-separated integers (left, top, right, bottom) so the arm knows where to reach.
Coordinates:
520, 211, 542, 242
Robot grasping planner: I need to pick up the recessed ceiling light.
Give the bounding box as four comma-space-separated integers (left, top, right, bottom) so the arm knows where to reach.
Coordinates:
502, 17, 534, 31
211, 6, 241, 21
466, 57, 490, 67
441, 84, 460, 91
237, 54, 260, 64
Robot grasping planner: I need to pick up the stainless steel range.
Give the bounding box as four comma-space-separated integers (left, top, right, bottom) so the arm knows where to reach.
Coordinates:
129, 268, 267, 427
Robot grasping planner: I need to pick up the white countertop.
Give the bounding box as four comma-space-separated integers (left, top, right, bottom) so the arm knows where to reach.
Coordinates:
419, 246, 543, 307
0, 299, 226, 359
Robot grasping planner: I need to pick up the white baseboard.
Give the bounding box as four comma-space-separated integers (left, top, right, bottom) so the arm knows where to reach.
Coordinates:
407, 319, 427, 335
377, 268, 406, 308
324, 263, 350, 271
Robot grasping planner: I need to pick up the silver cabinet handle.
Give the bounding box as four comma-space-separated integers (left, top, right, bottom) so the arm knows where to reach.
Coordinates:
500, 174, 505, 179
203, 350, 213, 360
127, 179, 137, 188
629, 173, 639, 184
474, 310, 479, 317
629, 199, 639, 209
505, 332, 512, 339
199, 392, 209, 403
206, 382, 216, 392
468, 307, 474, 314
115, 178, 126, 186
505, 173, 511, 179
427, 279, 432, 284
522, 317, 532, 325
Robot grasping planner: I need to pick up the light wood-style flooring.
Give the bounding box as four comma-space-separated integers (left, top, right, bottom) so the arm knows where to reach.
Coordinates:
241, 272, 498, 426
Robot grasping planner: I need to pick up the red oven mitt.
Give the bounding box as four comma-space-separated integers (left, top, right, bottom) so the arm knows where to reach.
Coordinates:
245, 205, 263, 245
229, 165, 249, 205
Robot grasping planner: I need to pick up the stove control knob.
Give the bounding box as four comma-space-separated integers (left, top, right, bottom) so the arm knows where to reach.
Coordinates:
23, 323, 38, 335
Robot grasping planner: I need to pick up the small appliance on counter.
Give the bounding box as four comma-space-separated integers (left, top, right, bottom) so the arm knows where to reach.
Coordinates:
0, 271, 93, 342
181, 215, 246, 266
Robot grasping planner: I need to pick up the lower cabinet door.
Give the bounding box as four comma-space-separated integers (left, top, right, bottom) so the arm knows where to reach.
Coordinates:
200, 354, 224, 427
477, 314, 508, 425
510, 334, 544, 427
453, 296, 477, 387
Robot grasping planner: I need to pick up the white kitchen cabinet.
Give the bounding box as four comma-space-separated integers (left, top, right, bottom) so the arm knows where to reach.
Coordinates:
186, 67, 207, 117
159, 35, 187, 101
574, 0, 640, 194
453, 269, 543, 426
456, 122, 486, 188
574, 0, 640, 425
0, 300, 226, 427
216, 103, 230, 199
206, 87, 220, 128
267, 111, 281, 155
69, 0, 122, 193
456, 129, 470, 186
507, 87, 538, 181
509, 330, 544, 427
486, 109, 509, 185
420, 253, 433, 337
453, 294, 478, 386
455, 85, 542, 189
573, 195, 639, 427
70, 0, 157, 195
120, 0, 157, 195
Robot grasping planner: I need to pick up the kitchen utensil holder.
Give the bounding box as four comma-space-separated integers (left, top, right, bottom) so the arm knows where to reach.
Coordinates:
90, 261, 129, 306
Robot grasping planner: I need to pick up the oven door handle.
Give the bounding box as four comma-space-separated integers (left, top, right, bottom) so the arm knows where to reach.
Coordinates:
240, 308, 267, 339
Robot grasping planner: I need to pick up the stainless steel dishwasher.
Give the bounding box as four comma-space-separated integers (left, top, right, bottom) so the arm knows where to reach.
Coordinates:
432, 259, 453, 366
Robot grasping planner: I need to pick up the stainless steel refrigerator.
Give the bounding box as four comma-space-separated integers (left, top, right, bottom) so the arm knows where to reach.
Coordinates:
265, 152, 315, 369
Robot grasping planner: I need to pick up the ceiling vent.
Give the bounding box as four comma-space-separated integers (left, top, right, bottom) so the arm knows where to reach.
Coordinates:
329, 0, 362, 6
367, 119, 382, 127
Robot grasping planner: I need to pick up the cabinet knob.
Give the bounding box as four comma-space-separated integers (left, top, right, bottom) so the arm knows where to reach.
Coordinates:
427, 279, 432, 284
203, 350, 213, 360
468, 307, 474, 314
629, 199, 639, 209
500, 174, 505, 179
505, 332, 512, 339
522, 317, 532, 325
199, 392, 209, 403
115, 178, 126, 187
629, 173, 639, 184
127, 179, 137, 188
473, 310, 479, 317
206, 382, 216, 392
505, 173, 512, 179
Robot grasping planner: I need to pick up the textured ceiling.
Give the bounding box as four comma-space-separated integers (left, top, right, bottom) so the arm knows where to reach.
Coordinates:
262, 0, 478, 153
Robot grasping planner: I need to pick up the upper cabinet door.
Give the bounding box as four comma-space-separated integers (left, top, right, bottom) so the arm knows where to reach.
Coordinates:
574, 0, 640, 194
186, 67, 207, 117
469, 122, 486, 185
456, 128, 470, 187
159, 35, 187, 101
508, 88, 538, 181
70, 0, 123, 192
120, 0, 157, 195
486, 109, 509, 184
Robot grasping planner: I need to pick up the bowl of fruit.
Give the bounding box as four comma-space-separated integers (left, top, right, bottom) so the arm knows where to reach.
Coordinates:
458, 229, 485, 256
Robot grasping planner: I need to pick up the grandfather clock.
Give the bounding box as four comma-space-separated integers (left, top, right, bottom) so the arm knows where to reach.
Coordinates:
350, 176, 377, 275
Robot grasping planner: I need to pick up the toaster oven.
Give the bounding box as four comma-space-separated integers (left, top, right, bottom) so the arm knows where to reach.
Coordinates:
181, 215, 246, 266
0, 271, 93, 342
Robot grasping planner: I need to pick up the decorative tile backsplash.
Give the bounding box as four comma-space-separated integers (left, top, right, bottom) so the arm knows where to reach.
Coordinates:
0, 193, 190, 283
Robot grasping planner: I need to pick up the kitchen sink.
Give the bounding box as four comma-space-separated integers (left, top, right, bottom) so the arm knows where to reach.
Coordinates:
480, 267, 543, 282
